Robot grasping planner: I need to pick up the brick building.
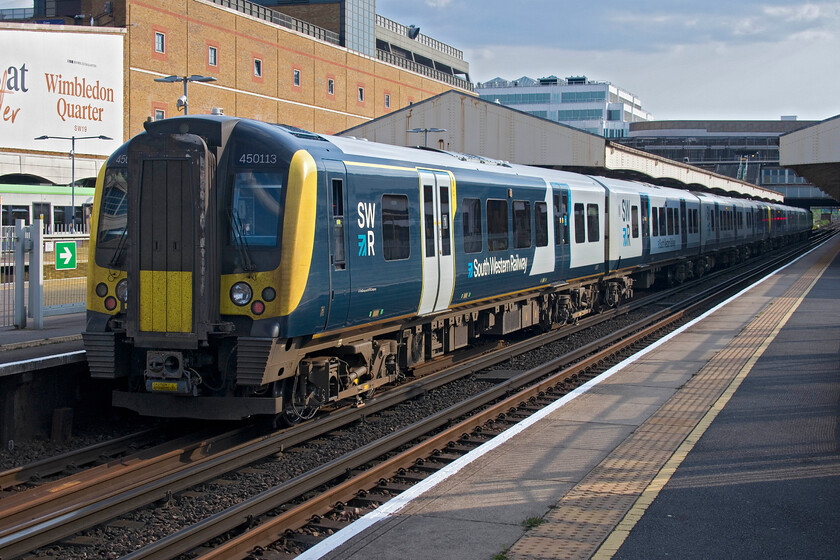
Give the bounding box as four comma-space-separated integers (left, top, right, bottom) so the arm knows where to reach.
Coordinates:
1, 0, 472, 193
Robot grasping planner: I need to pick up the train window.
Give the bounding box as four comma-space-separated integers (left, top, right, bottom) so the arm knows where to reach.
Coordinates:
32, 203, 51, 228
424, 185, 435, 256
659, 207, 667, 236
462, 198, 482, 253
641, 198, 649, 238
651, 206, 659, 237
487, 199, 509, 251
332, 179, 345, 270
2, 205, 29, 225
382, 194, 410, 261
439, 186, 451, 257
667, 208, 674, 235
535, 201, 548, 247
574, 203, 585, 243
587, 204, 599, 242
674, 208, 680, 235
231, 171, 284, 247
631, 205, 639, 238
513, 200, 531, 249
97, 169, 128, 243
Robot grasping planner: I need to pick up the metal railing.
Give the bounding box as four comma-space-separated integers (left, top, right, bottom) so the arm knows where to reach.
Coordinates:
376, 14, 464, 60
1, 219, 88, 330
208, 0, 340, 45
376, 49, 474, 92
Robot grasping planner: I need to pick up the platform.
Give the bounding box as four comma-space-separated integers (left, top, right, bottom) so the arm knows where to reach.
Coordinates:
304, 234, 840, 560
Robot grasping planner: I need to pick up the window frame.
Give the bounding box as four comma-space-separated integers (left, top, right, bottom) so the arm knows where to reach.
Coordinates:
154, 31, 165, 54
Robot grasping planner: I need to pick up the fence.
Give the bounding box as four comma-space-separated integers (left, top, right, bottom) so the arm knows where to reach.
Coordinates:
0, 219, 89, 329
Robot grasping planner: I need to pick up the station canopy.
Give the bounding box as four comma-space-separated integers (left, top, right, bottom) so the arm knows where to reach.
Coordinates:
340, 91, 784, 202
780, 114, 840, 204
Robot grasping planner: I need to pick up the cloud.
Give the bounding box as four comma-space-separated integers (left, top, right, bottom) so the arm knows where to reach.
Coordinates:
423, 0, 454, 8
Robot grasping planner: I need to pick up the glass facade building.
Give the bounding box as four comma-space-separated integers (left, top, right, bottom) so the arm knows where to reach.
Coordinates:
476, 76, 653, 138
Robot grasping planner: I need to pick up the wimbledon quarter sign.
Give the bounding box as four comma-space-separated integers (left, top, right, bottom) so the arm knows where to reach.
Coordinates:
55, 241, 77, 270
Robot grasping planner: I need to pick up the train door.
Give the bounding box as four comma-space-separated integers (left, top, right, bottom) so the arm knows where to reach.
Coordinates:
713, 202, 720, 245
417, 170, 454, 315
640, 195, 650, 258
680, 199, 687, 250
126, 134, 218, 347
324, 160, 351, 330
551, 184, 570, 278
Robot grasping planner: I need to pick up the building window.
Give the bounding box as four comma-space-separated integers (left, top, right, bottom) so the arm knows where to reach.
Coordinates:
293, 69, 300, 87
154, 31, 165, 53
358, 87, 364, 103
154, 109, 165, 121
384, 93, 391, 109
327, 78, 335, 95
253, 58, 262, 78
208, 46, 217, 67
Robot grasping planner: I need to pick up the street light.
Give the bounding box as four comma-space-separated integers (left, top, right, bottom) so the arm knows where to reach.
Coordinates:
154, 74, 217, 115
407, 127, 446, 148
34, 134, 112, 231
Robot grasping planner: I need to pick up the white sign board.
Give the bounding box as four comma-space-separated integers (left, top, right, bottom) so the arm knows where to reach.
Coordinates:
0, 27, 124, 155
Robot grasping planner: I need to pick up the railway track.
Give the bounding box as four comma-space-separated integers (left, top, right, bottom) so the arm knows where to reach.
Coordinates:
0, 232, 831, 560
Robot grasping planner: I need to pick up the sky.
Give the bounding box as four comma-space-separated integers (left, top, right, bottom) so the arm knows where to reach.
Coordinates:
2, 0, 838, 121
376, 0, 840, 121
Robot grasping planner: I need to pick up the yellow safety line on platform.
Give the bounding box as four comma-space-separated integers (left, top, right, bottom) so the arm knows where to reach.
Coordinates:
592, 249, 834, 559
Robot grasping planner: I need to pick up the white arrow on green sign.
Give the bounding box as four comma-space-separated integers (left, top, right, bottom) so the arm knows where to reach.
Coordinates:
55, 241, 77, 270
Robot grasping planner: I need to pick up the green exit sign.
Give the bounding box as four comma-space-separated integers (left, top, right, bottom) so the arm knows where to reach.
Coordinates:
55, 241, 77, 270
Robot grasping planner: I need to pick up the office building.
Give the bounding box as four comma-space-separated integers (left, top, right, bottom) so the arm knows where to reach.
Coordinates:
476, 75, 653, 138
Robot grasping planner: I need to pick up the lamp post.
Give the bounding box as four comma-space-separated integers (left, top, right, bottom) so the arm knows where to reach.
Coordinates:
34, 134, 112, 231
154, 74, 217, 115
407, 127, 446, 148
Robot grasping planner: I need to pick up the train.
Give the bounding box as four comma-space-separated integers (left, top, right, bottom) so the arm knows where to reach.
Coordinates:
0, 182, 95, 233
82, 115, 811, 424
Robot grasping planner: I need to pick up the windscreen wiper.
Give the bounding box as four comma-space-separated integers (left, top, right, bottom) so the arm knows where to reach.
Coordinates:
227, 207, 256, 273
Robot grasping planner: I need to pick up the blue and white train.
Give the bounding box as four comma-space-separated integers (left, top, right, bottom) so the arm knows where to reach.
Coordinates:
82, 116, 811, 423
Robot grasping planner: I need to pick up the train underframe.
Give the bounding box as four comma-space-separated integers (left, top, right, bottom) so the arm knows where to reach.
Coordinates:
103, 236, 799, 424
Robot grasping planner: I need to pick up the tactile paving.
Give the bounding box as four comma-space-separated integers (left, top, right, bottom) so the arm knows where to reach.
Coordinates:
507, 245, 838, 560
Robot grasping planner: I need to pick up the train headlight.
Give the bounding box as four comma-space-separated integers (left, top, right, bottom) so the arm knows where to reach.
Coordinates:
116, 279, 128, 303
95, 282, 108, 297
230, 282, 253, 306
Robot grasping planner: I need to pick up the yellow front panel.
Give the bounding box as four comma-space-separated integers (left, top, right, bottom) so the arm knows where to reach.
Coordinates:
139, 270, 192, 332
